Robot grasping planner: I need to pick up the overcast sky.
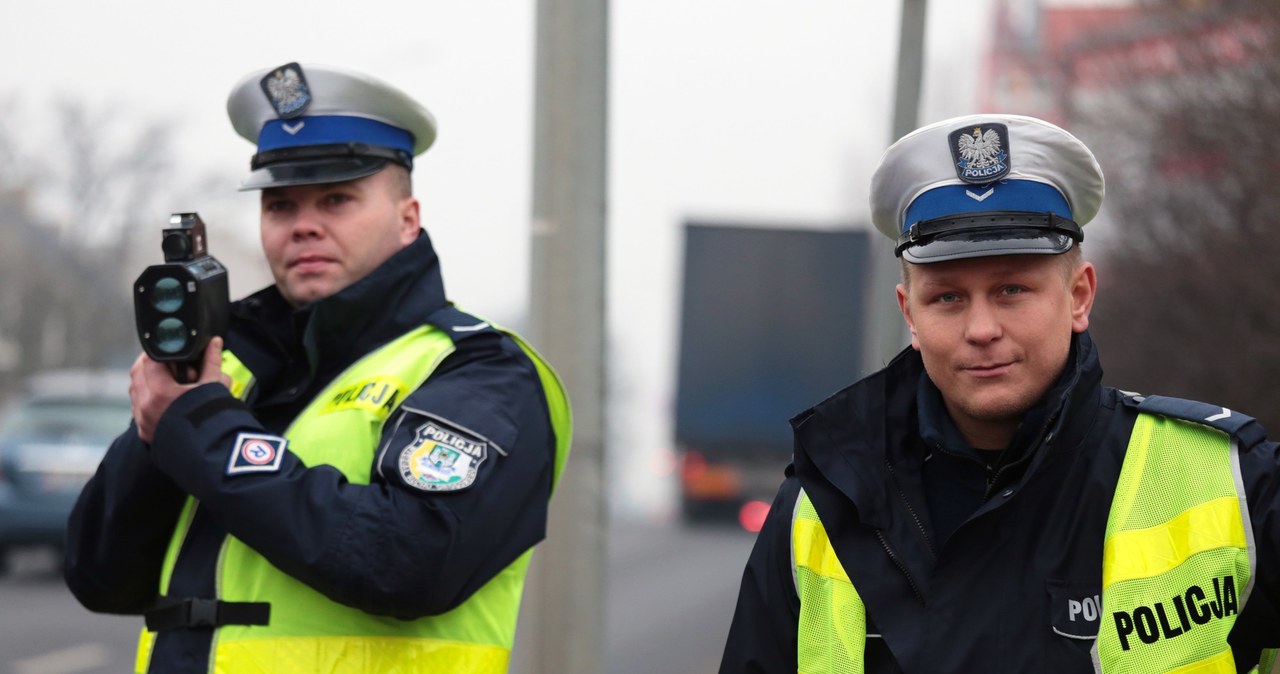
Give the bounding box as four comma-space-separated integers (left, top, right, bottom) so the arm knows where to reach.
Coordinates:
0, 0, 994, 517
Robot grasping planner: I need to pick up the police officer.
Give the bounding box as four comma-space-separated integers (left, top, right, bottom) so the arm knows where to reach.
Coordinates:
719, 114, 1280, 672
64, 62, 571, 674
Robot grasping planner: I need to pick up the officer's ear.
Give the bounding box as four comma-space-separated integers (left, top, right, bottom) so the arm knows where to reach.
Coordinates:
1069, 261, 1096, 334
896, 282, 921, 351
387, 166, 420, 244
398, 197, 420, 244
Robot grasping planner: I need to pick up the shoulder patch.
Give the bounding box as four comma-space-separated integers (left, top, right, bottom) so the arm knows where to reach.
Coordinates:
398, 418, 490, 492
1135, 394, 1266, 446
227, 433, 287, 475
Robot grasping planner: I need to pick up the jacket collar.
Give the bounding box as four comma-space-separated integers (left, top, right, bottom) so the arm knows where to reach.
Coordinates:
915, 334, 1086, 465
791, 346, 922, 531
792, 330, 1103, 530
232, 228, 448, 373
1018, 331, 1102, 476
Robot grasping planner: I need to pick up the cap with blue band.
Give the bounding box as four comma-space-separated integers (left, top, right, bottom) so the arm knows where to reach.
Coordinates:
256, 116, 415, 155
870, 113, 1105, 264
226, 62, 437, 191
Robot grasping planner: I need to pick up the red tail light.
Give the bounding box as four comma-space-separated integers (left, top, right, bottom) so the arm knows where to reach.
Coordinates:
738, 500, 770, 533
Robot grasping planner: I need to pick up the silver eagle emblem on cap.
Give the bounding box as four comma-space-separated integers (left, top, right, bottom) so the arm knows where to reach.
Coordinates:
949, 123, 1011, 184
260, 62, 312, 119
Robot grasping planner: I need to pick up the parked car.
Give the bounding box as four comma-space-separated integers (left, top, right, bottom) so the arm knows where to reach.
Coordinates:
0, 369, 131, 574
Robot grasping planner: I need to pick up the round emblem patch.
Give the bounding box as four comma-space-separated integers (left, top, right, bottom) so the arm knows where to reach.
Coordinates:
397, 421, 487, 492
240, 439, 278, 465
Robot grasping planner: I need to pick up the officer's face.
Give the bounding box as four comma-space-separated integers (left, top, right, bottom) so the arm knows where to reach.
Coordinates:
259, 169, 419, 306
897, 254, 1096, 448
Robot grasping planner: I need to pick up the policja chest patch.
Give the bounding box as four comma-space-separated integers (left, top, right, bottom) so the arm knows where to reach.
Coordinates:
398, 420, 488, 492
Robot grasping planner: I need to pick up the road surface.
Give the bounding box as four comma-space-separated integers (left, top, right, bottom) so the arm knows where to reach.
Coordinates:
0, 519, 758, 674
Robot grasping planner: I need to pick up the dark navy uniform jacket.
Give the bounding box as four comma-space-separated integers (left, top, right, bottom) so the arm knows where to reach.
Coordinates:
64, 231, 556, 672
720, 332, 1280, 673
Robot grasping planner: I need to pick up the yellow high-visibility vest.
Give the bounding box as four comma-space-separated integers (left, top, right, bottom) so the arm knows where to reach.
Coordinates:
792, 412, 1267, 674
136, 320, 571, 674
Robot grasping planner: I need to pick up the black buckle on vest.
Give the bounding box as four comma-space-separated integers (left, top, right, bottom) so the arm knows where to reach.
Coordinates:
144, 598, 271, 631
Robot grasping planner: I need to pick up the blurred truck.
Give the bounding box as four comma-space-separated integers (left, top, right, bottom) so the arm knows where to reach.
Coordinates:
674, 221, 870, 527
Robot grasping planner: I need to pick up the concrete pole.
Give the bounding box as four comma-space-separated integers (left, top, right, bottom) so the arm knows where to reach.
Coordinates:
863, 0, 928, 373
516, 1, 608, 673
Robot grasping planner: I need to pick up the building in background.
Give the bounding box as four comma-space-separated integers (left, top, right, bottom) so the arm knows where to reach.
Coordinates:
981, 0, 1280, 434
980, 0, 1143, 125
983, 0, 1270, 146
980, 0, 1274, 224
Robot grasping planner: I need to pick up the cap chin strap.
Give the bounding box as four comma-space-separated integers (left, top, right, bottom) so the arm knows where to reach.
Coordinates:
895, 211, 1083, 257
251, 142, 413, 171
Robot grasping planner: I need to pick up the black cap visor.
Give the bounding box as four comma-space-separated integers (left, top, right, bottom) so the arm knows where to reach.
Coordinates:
238, 156, 390, 191
897, 211, 1082, 264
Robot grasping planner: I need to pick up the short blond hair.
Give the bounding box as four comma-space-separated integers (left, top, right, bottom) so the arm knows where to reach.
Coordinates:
384, 164, 413, 199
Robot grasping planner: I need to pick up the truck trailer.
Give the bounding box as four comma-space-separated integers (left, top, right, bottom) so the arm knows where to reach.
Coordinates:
674, 221, 871, 527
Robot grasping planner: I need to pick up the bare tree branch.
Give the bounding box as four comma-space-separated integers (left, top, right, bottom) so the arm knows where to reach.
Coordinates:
1068, 3, 1280, 432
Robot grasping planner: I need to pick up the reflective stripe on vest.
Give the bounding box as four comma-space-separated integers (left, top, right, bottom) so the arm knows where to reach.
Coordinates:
221, 350, 255, 401
793, 488, 866, 674
790, 412, 1253, 674
1258, 648, 1280, 674
136, 321, 572, 674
